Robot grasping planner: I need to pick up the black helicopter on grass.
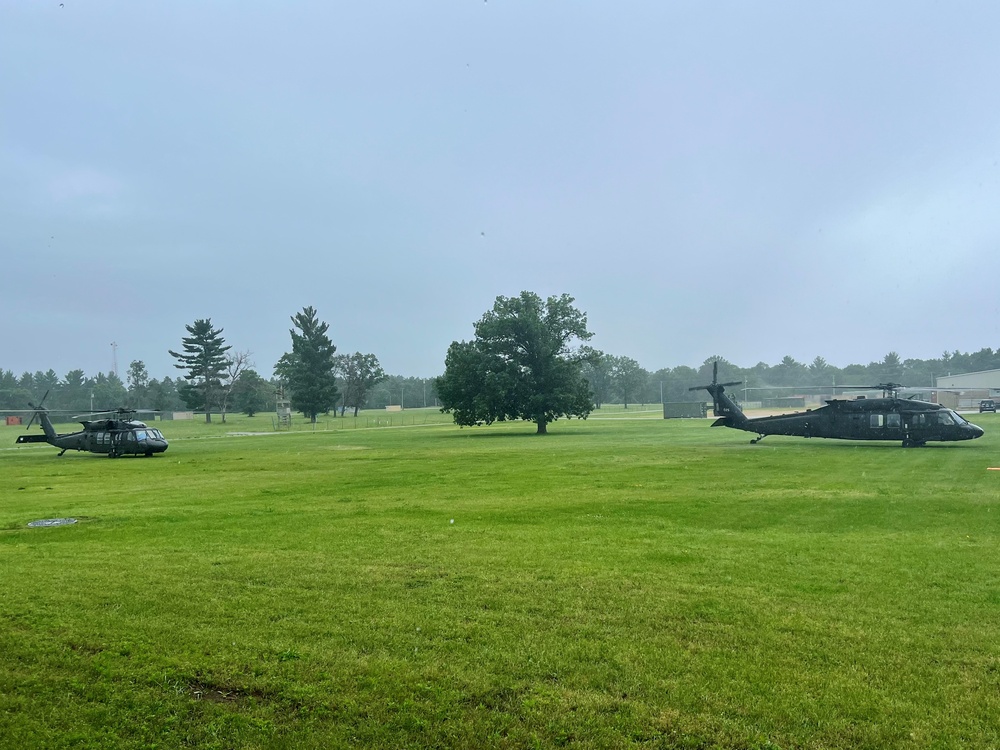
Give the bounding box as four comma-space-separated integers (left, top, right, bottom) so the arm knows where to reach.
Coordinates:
690, 362, 984, 447
14, 395, 168, 457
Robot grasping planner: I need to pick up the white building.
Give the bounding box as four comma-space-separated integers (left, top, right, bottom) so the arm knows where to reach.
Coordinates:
935, 369, 1000, 408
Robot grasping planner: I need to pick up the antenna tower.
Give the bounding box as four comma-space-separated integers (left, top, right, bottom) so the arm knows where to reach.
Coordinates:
111, 341, 118, 377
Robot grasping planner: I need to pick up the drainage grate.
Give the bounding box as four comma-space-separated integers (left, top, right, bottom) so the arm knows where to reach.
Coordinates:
27, 518, 78, 528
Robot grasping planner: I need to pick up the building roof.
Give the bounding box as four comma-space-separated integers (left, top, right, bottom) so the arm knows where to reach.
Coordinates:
936, 369, 1000, 389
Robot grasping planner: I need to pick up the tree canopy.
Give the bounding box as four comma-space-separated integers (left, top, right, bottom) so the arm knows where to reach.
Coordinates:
580, 347, 612, 408
231, 369, 275, 417
275, 306, 339, 423
609, 355, 646, 409
436, 291, 595, 434
334, 352, 387, 417
126, 360, 149, 408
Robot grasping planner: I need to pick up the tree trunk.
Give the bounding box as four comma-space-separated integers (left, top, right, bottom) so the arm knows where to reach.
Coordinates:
205, 412, 212, 423
536, 419, 547, 435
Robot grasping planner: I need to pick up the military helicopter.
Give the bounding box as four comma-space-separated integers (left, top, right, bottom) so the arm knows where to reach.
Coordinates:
14, 395, 168, 457
689, 362, 984, 447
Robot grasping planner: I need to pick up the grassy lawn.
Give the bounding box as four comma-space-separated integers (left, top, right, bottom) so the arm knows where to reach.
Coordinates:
1, 413, 999, 748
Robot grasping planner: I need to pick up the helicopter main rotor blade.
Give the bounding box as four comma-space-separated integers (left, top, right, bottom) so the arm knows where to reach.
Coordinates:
688, 360, 742, 391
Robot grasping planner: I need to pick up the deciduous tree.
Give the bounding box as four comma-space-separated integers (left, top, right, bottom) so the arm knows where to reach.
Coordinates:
231, 369, 274, 417
580, 347, 613, 408
218, 350, 253, 423
609, 355, 646, 409
147, 376, 184, 412
436, 291, 595, 434
334, 353, 386, 416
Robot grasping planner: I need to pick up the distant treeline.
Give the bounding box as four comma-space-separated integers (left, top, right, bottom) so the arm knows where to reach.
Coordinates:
0, 366, 441, 415
580, 348, 1000, 407
3, 347, 998, 414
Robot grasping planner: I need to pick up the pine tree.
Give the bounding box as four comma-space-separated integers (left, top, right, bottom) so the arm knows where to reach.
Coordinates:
169, 318, 232, 423
126, 360, 150, 408
274, 306, 339, 423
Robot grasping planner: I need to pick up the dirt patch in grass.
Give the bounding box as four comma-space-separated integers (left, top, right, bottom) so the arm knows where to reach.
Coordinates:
187, 681, 267, 704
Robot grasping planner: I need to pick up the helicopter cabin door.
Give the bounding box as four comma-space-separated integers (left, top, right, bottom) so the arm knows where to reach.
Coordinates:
868, 411, 903, 439
92, 430, 112, 453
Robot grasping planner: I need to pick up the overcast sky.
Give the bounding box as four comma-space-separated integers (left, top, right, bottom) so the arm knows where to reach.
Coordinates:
4, 1, 999, 381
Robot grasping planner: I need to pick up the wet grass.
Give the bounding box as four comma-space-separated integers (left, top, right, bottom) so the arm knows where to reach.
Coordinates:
1, 414, 999, 748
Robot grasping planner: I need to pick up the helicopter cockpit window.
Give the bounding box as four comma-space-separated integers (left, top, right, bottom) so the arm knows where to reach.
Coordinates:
938, 411, 963, 426
870, 414, 885, 428
134, 430, 147, 441
125, 432, 136, 442
886, 413, 901, 428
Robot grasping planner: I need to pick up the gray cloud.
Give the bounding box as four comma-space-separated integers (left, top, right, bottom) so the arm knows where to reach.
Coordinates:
3, 1, 999, 380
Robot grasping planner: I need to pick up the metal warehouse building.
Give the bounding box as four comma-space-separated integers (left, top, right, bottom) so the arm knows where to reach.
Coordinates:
935, 369, 1000, 408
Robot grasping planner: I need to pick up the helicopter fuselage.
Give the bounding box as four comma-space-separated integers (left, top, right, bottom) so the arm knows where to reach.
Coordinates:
691, 364, 984, 447
718, 397, 984, 447
16, 413, 169, 457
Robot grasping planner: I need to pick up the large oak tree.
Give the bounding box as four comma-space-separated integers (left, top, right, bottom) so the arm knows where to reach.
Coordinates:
436, 291, 595, 434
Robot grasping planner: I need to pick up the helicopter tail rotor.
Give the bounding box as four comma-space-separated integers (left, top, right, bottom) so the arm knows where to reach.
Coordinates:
24, 391, 58, 441
25, 390, 50, 430
689, 361, 744, 419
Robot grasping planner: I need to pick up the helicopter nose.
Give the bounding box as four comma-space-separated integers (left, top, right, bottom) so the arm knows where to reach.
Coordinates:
969, 423, 985, 439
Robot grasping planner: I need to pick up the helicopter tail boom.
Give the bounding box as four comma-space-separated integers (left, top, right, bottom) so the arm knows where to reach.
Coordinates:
35, 409, 58, 441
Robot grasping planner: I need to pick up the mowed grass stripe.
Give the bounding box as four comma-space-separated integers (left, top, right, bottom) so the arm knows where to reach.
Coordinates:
1, 415, 998, 748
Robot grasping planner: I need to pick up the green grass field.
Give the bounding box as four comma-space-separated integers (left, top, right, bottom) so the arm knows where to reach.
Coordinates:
2, 411, 999, 748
